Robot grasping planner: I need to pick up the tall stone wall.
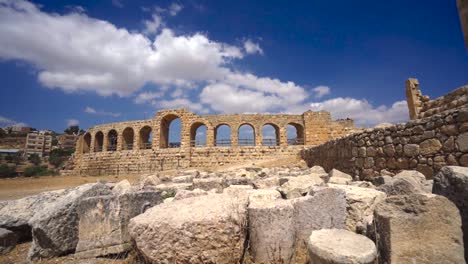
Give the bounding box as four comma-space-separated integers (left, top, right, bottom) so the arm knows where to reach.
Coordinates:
70, 109, 357, 175
302, 107, 468, 179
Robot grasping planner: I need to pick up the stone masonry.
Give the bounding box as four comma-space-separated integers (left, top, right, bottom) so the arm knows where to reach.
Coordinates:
71, 110, 357, 175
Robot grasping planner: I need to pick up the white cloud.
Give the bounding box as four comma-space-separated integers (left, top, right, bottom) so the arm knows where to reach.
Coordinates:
66, 119, 79, 126
309, 98, 409, 126
312, 85, 330, 98
243, 39, 263, 55
84, 106, 121, 117
143, 13, 163, 35
65, 5, 85, 13
112, 0, 124, 8
0, 116, 27, 128
169, 3, 183, 16
134, 91, 164, 104
151, 98, 208, 113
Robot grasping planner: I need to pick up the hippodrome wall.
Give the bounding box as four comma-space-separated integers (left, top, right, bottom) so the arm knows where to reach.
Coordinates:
70, 109, 358, 175
302, 81, 468, 179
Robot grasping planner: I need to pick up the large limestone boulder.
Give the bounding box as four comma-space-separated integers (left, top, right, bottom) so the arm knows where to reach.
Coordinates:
278, 175, 324, 199
138, 174, 161, 190
328, 184, 386, 233
307, 229, 377, 264
252, 176, 280, 189
433, 166, 468, 260
0, 227, 18, 254
173, 188, 208, 201
129, 194, 249, 264
193, 177, 226, 192
74, 191, 162, 258
328, 169, 353, 185
28, 183, 112, 260
377, 170, 429, 195
373, 194, 465, 264
154, 182, 192, 193
112, 180, 132, 196
248, 199, 295, 264
0, 189, 66, 241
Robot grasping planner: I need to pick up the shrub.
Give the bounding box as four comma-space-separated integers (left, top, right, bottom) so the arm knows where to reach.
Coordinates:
24, 165, 57, 177
29, 153, 41, 166
0, 164, 16, 178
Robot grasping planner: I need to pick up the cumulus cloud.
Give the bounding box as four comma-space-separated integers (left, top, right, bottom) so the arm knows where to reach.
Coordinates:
243, 39, 263, 55
312, 85, 330, 98
0, 116, 27, 127
143, 13, 163, 35
112, 0, 124, 8
309, 98, 409, 126
168, 3, 183, 16
151, 98, 208, 113
84, 106, 121, 117
66, 119, 79, 126
134, 91, 164, 104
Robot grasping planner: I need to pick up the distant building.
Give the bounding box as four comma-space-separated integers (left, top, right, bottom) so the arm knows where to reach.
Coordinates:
25, 131, 53, 157
459, 0, 468, 50
57, 134, 77, 150
4, 126, 32, 133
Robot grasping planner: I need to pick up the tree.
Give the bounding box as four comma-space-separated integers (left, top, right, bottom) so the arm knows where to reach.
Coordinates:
52, 137, 58, 146
64, 126, 79, 135
0, 164, 16, 178
48, 148, 73, 168
29, 153, 41, 166
0, 128, 6, 138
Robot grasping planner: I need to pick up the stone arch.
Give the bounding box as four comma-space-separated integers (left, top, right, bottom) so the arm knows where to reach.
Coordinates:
215, 124, 231, 146
83, 133, 91, 153
122, 127, 134, 150
190, 122, 207, 147
94, 131, 104, 152
160, 114, 181, 148
107, 129, 118, 151
139, 126, 152, 149
262, 123, 280, 146
287, 123, 304, 145
238, 123, 255, 146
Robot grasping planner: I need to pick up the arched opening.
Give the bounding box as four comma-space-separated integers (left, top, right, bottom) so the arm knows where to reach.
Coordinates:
287, 123, 304, 145
107, 129, 118, 151
238, 124, 255, 146
160, 114, 181, 148
262, 124, 280, 146
190, 122, 207, 147
122, 127, 134, 150
139, 126, 152, 149
94, 131, 104, 152
215, 124, 231, 146
83, 133, 91, 153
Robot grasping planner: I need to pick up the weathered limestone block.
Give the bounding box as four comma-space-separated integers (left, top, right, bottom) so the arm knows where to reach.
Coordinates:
173, 188, 208, 201
433, 166, 468, 260
75, 191, 162, 258
328, 169, 353, 185
28, 183, 112, 260
377, 170, 429, 195
172, 175, 194, 183
403, 144, 419, 157
348, 181, 375, 188
248, 199, 295, 264
223, 185, 253, 196
328, 184, 386, 233
419, 138, 442, 155
0, 227, 18, 254
193, 177, 225, 192
252, 176, 280, 189
0, 189, 66, 241
155, 182, 192, 193
112, 180, 132, 196
278, 175, 325, 199
248, 189, 282, 204
307, 229, 377, 264
129, 194, 249, 264
374, 194, 465, 264
457, 132, 468, 152
139, 175, 161, 190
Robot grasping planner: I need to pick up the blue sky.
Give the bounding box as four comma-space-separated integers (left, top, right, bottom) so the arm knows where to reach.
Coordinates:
0, 0, 467, 135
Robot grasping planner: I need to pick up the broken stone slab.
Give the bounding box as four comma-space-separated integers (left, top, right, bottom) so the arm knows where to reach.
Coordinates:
112, 180, 132, 196
223, 185, 253, 196
193, 177, 226, 192
0, 227, 18, 254
278, 174, 325, 199
328, 169, 353, 185
74, 191, 162, 259
172, 175, 193, 183
248, 199, 295, 264
248, 189, 282, 204
373, 194, 465, 264
377, 170, 429, 195
372, 175, 393, 186
28, 183, 112, 260
173, 189, 208, 201
328, 184, 386, 234
139, 175, 161, 190
0, 189, 67, 241
154, 182, 192, 193
310, 166, 329, 181
433, 166, 468, 260
348, 181, 375, 188
252, 176, 280, 189
129, 194, 249, 264
307, 229, 377, 264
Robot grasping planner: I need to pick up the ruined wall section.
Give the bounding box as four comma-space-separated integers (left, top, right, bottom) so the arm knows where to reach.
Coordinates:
301, 107, 468, 179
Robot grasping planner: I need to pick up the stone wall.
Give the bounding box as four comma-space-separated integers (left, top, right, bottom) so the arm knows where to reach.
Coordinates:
301, 107, 468, 179
459, 0, 468, 50
70, 109, 358, 175
406, 78, 468, 120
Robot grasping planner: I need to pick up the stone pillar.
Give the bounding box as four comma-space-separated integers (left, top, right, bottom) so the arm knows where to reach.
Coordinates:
90, 133, 95, 153
102, 133, 108, 152
134, 128, 140, 150
405, 78, 423, 120
303, 111, 331, 146
206, 126, 215, 147
153, 123, 160, 149
231, 124, 238, 147
279, 126, 288, 146
458, 0, 468, 50
117, 133, 123, 151
255, 124, 262, 146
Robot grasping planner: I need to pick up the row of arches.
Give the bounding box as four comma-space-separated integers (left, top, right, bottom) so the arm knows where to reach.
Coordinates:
81, 117, 304, 153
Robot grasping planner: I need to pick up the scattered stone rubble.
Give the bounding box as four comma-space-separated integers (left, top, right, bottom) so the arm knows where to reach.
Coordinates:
0, 164, 467, 263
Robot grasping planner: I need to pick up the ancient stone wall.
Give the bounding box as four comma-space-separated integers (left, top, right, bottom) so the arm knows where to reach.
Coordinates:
302, 107, 468, 179
71, 109, 357, 175
406, 78, 468, 120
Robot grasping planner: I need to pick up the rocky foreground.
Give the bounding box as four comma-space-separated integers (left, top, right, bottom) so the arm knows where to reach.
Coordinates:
0, 163, 467, 263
